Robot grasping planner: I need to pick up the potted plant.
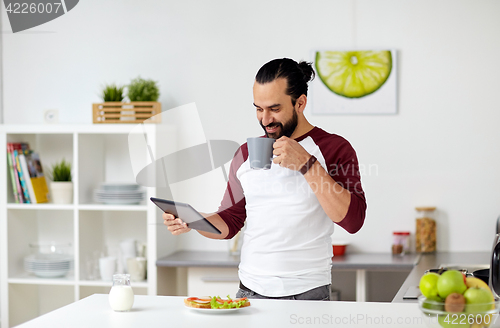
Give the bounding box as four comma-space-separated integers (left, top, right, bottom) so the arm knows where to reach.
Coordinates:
92, 78, 161, 124
127, 77, 160, 102
101, 84, 125, 102
48, 159, 73, 204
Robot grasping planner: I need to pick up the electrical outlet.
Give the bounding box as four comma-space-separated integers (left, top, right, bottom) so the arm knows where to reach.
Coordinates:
44, 109, 59, 124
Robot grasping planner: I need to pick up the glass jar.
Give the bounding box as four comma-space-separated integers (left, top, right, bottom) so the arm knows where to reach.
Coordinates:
109, 274, 134, 312
415, 207, 437, 253
392, 231, 410, 255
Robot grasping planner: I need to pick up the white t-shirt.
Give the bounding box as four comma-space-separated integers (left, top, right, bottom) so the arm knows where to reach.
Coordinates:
217, 127, 366, 297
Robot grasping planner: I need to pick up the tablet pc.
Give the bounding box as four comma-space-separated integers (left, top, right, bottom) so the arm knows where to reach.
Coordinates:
150, 197, 221, 235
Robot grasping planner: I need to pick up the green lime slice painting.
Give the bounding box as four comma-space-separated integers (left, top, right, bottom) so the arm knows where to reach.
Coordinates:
312, 49, 397, 114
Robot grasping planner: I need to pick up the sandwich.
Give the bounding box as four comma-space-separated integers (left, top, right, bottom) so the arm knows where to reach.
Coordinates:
184, 296, 251, 309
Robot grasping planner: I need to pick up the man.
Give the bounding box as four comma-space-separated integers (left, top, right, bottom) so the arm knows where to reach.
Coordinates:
164, 58, 366, 301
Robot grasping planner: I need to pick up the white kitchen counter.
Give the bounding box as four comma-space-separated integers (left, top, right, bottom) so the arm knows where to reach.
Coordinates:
16, 294, 436, 328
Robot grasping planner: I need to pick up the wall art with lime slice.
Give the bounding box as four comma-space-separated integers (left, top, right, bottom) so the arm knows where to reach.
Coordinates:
315, 50, 393, 99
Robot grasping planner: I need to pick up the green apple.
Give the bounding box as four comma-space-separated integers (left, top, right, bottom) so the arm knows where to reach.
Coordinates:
437, 270, 467, 299
464, 287, 494, 314
420, 272, 443, 301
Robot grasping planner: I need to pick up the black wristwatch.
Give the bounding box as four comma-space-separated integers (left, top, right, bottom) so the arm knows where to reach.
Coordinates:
300, 155, 317, 175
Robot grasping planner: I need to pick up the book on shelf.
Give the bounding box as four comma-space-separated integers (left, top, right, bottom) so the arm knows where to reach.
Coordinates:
6, 142, 50, 204
19, 153, 38, 203
12, 144, 31, 203
6, 143, 21, 203
26, 152, 50, 203
7, 143, 25, 202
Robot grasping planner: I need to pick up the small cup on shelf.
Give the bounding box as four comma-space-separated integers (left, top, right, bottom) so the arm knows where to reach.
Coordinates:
99, 256, 117, 281
126, 257, 147, 281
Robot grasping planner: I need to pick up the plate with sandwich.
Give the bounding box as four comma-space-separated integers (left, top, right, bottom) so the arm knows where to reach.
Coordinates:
184, 296, 251, 313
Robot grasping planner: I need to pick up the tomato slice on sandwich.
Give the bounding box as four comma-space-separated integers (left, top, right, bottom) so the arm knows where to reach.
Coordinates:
185, 296, 251, 309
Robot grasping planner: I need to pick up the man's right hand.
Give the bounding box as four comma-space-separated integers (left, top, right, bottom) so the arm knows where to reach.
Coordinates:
163, 212, 192, 235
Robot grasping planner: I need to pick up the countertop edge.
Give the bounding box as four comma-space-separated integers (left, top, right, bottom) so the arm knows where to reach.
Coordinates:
156, 251, 420, 269
155, 260, 239, 268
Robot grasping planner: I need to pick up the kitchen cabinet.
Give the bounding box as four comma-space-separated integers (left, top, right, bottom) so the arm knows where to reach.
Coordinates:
187, 267, 239, 297
0, 124, 176, 327
156, 250, 240, 297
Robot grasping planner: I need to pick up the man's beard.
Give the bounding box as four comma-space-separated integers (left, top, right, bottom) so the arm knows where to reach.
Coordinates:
260, 109, 298, 139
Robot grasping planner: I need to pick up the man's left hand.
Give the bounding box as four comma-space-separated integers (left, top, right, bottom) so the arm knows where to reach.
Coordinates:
273, 136, 311, 171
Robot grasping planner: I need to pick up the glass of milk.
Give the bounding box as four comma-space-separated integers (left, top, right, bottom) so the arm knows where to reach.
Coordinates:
109, 274, 134, 312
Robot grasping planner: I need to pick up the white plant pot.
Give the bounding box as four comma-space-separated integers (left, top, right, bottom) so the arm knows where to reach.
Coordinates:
50, 182, 73, 204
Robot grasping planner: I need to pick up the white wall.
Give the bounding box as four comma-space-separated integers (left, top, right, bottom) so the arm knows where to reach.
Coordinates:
2, 0, 500, 253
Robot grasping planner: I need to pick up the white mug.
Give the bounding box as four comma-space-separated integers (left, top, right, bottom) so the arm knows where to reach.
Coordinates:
99, 256, 117, 281
127, 257, 147, 281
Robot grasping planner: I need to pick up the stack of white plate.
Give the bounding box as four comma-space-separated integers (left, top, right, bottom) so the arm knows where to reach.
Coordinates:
93, 183, 145, 205
24, 253, 73, 278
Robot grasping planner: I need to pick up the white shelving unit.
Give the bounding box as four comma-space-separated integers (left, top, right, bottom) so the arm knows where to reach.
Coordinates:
0, 124, 176, 327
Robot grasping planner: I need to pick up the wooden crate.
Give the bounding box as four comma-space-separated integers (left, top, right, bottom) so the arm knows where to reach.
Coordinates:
92, 102, 161, 124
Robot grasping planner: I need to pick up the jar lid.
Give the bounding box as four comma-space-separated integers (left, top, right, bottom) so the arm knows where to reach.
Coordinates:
393, 231, 410, 235
415, 206, 436, 211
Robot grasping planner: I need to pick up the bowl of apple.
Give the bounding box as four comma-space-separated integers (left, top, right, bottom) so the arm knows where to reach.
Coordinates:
418, 270, 500, 328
